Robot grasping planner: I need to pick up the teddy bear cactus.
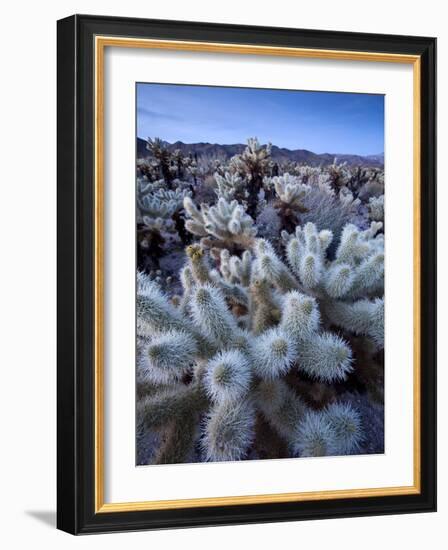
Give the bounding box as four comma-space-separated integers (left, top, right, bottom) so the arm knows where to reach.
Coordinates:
136, 218, 384, 464
183, 196, 258, 252
229, 137, 273, 217
136, 181, 192, 271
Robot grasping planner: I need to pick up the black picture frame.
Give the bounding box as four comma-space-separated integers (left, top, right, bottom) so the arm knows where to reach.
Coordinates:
57, 14, 436, 535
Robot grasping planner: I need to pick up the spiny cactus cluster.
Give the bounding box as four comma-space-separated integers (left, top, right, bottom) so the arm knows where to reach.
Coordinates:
136, 136, 385, 465
214, 171, 248, 203
137, 218, 383, 464
137, 136, 383, 274
141, 137, 198, 186
263, 172, 362, 237
228, 138, 274, 217
368, 194, 385, 222
183, 196, 257, 252
136, 177, 192, 271
138, 184, 189, 226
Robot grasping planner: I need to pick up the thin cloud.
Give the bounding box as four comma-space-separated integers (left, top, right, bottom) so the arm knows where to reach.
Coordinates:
137, 106, 182, 122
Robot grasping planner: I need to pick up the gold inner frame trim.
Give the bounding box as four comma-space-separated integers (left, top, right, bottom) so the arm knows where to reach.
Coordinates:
94, 35, 421, 513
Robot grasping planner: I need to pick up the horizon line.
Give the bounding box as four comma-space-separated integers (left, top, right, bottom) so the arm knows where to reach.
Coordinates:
136, 136, 384, 158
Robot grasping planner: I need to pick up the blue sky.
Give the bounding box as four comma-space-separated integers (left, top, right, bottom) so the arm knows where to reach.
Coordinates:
137, 83, 384, 156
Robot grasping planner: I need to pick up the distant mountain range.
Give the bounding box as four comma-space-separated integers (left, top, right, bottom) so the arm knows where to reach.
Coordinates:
136, 138, 384, 168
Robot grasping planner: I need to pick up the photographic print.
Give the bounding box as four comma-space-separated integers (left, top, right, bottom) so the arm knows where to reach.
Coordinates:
57, 17, 436, 533
135, 83, 385, 466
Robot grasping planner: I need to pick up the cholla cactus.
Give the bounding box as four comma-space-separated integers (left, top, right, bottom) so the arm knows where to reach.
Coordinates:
171, 149, 193, 180
214, 171, 248, 202
294, 165, 322, 183
326, 158, 351, 190
358, 170, 385, 202
282, 221, 384, 347
136, 192, 173, 270
269, 173, 309, 206
203, 398, 256, 461
290, 402, 361, 457
136, 217, 383, 464
137, 180, 192, 271
229, 137, 272, 217
144, 138, 197, 186
368, 194, 384, 222
326, 162, 385, 197
146, 137, 174, 185
262, 170, 362, 244
138, 193, 176, 226
137, 178, 191, 222
136, 158, 163, 182
136, 137, 385, 466
324, 401, 363, 454
183, 196, 257, 252
292, 410, 338, 457
267, 173, 310, 232
137, 177, 164, 195
218, 249, 253, 287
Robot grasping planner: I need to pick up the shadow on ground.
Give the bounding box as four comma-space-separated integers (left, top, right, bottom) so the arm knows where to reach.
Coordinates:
26, 510, 56, 528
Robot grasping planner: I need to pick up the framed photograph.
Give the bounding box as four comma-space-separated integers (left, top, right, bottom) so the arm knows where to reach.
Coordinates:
57, 14, 436, 534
